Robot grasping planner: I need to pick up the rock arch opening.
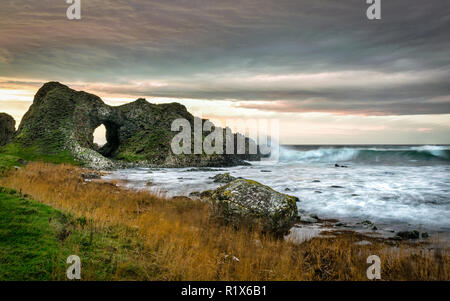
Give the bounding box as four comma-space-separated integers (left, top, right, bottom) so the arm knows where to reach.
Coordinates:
93, 124, 107, 147
93, 122, 120, 158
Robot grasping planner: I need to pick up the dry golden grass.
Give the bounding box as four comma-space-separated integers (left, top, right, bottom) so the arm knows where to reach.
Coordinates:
1, 162, 448, 281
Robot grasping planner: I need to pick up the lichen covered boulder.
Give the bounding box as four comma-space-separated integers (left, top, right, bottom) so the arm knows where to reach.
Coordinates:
210, 179, 299, 235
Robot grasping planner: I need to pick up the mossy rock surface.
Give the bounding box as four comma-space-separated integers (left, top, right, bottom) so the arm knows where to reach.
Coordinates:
211, 179, 299, 236
0, 113, 15, 147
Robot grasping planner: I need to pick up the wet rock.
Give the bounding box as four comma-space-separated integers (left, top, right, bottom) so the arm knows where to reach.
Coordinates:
360, 220, 373, 226
334, 222, 346, 227
335, 164, 348, 168
312, 180, 321, 183
171, 196, 192, 202
300, 215, 318, 223
210, 179, 299, 236
189, 191, 201, 197
210, 172, 237, 183
284, 188, 291, 192
309, 213, 319, 220
81, 172, 102, 180
357, 220, 378, 230
396, 230, 420, 240
331, 185, 344, 189
189, 190, 213, 199
389, 235, 403, 241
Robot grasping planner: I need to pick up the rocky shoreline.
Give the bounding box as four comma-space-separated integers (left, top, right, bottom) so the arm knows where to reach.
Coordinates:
9, 153, 446, 247
1, 82, 446, 247
97, 169, 446, 246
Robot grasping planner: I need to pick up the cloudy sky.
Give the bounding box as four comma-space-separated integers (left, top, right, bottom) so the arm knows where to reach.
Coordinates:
1, 0, 449, 144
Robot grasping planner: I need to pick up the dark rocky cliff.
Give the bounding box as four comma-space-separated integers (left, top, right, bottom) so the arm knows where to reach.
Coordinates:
14, 82, 260, 169
0, 113, 15, 146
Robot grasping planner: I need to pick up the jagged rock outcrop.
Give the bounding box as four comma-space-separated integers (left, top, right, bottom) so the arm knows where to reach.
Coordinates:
13, 82, 261, 169
209, 179, 299, 236
0, 113, 16, 146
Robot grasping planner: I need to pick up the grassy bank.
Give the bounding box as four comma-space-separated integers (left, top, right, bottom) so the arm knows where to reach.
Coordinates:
0, 143, 78, 175
0, 187, 147, 280
0, 163, 448, 280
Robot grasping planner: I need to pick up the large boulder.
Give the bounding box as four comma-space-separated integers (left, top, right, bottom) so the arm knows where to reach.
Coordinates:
210, 179, 299, 236
14, 82, 261, 168
0, 113, 15, 146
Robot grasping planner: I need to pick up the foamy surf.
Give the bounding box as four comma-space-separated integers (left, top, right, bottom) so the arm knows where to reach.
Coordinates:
104, 145, 450, 232
278, 145, 450, 164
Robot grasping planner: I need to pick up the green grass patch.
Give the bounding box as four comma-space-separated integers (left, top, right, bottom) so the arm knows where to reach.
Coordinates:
0, 143, 79, 174
0, 187, 142, 280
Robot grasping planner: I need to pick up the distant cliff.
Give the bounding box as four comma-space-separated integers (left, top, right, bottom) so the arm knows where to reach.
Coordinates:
0, 113, 15, 147
13, 82, 260, 169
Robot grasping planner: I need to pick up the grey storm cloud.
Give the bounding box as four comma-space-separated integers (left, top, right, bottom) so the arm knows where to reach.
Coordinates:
0, 0, 449, 115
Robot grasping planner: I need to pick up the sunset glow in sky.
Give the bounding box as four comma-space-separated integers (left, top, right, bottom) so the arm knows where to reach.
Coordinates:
1, 0, 449, 144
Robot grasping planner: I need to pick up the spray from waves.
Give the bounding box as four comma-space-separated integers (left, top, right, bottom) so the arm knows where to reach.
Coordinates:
278, 145, 450, 164
410, 145, 450, 158
279, 147, 359, 162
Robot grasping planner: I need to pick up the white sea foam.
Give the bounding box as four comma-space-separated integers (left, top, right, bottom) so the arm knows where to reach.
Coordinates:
104, 146, 450, 231
279, 146, 359, 162
277, 145, 450, 163
411, 145, 450, 159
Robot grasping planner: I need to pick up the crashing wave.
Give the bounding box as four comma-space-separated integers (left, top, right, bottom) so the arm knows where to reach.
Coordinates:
278, 145, 450, 163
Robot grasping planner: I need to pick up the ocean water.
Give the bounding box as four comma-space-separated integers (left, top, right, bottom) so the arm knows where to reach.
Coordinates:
104, 145, 450, 231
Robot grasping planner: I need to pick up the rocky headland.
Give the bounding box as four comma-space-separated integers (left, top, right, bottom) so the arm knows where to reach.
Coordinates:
7, 82, 261, 169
